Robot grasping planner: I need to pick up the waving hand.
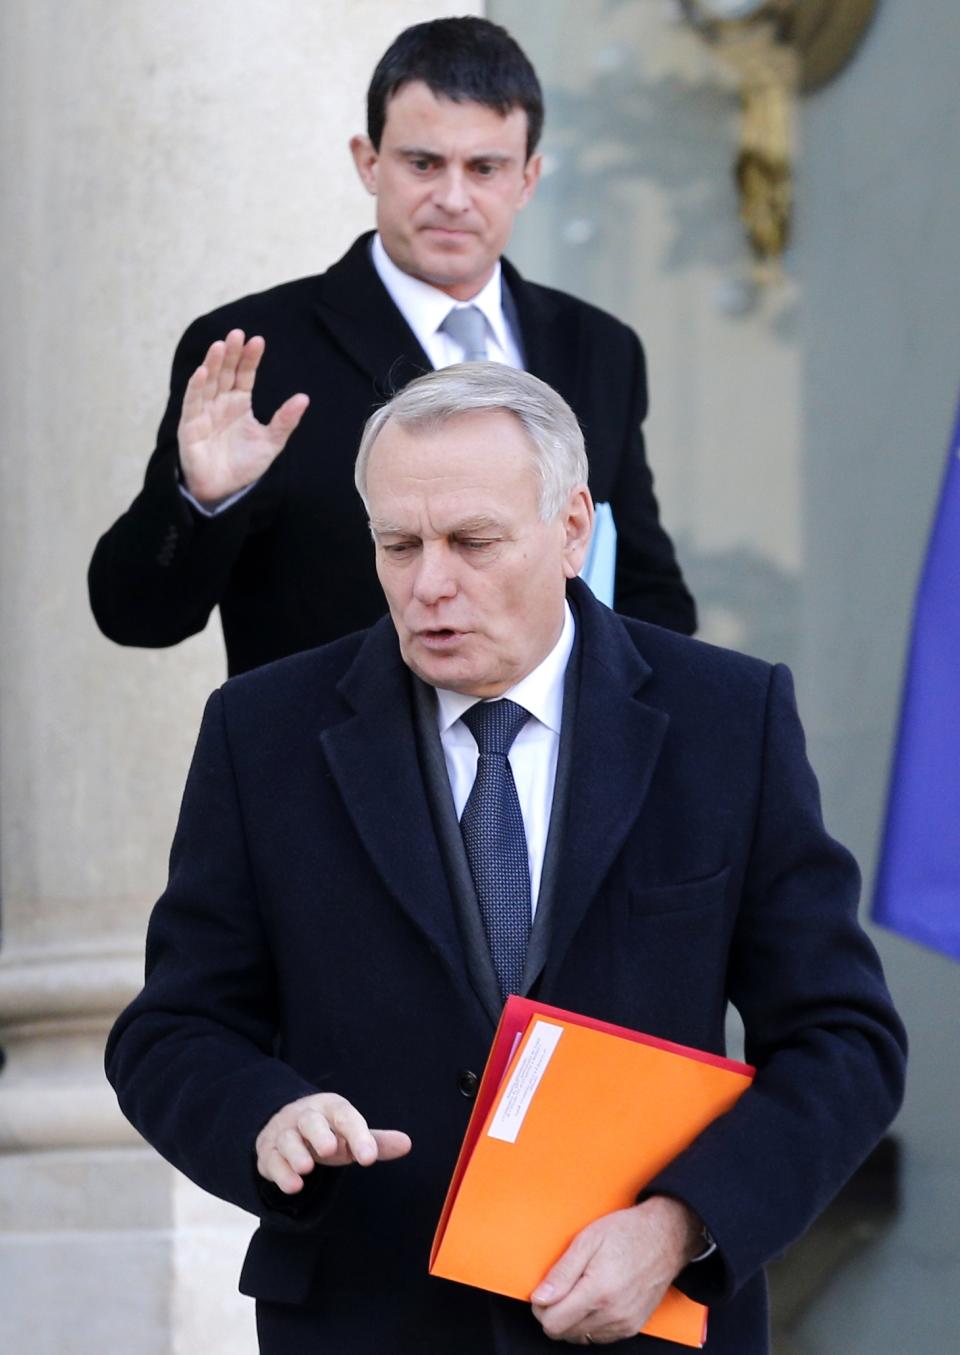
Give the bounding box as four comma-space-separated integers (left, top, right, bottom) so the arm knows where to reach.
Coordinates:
177, 328, 309, 506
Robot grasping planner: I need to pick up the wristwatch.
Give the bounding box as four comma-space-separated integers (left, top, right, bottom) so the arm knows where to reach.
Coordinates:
690, 1221, 717, 1264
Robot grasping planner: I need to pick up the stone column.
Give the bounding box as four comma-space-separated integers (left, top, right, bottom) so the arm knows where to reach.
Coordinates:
0, 3, 476, 1352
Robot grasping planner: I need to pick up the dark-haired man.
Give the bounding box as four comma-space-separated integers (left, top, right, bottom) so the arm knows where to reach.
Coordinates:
89, 16, 695, 677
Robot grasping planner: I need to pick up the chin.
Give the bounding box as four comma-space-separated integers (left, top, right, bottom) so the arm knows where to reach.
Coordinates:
414, 247, 487, 283
403, 647, 460, 689
419, 260, 478, 288
419, 654, 469, 684
413, 658, 489, 697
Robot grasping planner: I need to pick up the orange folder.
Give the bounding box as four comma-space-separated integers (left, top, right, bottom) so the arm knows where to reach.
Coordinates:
430, 997, 754, 1348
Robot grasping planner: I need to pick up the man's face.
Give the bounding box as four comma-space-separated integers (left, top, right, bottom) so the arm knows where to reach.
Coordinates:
366, 410, 592, 698
351, 82, 542, 301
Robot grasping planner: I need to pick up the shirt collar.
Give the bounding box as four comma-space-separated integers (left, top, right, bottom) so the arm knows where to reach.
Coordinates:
434, 602, 576, 738
371, 233, 509, 355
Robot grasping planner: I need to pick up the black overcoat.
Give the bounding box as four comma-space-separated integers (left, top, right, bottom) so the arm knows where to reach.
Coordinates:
106, 581, 905, 1353
88, 235, 696, 674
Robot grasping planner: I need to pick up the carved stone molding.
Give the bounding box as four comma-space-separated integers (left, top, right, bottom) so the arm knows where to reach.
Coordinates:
0, 941, 143, 1151
0, 940, 143, 1024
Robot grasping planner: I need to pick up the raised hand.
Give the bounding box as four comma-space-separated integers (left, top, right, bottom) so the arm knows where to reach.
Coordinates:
255, 1091, 413, 1195
177, 328, 309, 506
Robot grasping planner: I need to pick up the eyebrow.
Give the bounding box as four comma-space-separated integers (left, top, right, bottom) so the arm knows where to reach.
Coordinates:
368, 520, 410, 538
369, 515, 505, 538
449, 516, 505, 534
393, 146, 517, 166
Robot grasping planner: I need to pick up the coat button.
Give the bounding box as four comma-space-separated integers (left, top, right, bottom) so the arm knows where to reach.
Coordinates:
457, 1070, 479, 1099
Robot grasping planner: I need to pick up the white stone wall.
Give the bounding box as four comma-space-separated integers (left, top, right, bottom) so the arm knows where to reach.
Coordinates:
0, 4, 477, 1352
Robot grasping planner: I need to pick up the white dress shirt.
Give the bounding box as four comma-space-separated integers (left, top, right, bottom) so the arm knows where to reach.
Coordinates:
434, 603, 575, 915
371, 233, 523, 370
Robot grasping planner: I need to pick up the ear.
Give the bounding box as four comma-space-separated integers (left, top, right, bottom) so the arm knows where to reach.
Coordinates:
350, 135, 379, 194
561, 486, 595, 579
517, 151, 543, 210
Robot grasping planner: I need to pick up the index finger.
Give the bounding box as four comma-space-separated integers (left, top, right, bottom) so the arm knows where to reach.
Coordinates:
200, 338, 226, 404
179, 363, 209, 429
300, 1098, 378, 1166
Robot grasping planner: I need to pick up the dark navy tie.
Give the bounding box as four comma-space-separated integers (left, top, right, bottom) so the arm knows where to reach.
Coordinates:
460, 699, 532, 1000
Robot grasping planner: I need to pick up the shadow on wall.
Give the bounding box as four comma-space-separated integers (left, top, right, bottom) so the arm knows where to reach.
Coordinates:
769, 1136, 902, 1355
529, 40, 739, 274
674, 538, 800, 669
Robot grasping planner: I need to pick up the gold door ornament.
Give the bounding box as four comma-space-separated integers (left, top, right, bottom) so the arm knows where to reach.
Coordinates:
679, 1, 878, 265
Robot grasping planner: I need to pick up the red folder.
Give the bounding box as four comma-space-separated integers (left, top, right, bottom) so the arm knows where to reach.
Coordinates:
430, 997, 754, 1348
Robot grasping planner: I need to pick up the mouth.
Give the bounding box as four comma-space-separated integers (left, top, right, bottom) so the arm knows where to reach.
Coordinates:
420, 226, 476, 240
416, 627, 466, 651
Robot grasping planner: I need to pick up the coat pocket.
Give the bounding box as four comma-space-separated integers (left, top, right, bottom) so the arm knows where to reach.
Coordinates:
629, 864, 731, 917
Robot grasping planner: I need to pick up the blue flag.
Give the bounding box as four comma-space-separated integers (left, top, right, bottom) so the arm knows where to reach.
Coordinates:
873, 393, 960, 961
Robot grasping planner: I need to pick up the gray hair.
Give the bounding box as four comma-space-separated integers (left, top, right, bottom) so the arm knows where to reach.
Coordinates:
354, 362, 589, 520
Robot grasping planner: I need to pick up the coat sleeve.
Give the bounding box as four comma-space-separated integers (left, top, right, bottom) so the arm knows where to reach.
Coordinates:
607, 329, 697, 635
643, 662, 906, 1303
105, 688, 326, 1223
87, 318, 277, 651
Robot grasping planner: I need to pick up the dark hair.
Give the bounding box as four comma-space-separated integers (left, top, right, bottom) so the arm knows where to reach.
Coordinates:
367, 17, 544, 159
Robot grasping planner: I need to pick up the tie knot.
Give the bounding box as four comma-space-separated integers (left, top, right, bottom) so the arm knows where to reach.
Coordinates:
439, 304, 488, 361
462, 699, 529, 757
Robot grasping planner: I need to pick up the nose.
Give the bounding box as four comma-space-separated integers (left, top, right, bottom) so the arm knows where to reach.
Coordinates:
412, 544, 458, 605
432, 166, 471, 215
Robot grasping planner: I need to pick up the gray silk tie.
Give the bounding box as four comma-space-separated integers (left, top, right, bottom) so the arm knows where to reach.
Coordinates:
439, 305, 488, 362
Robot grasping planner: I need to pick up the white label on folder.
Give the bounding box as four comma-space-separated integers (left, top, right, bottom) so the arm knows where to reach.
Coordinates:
488, 1020, 564, 1144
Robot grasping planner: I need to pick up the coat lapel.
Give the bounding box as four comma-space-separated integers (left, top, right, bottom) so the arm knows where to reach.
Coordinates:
318, 586, 668, 1007
314, 240, 580, 404
540, 582, 670, 983
319, 619, 469, 990
502, 256, 580, 405
314, 233, 434, 397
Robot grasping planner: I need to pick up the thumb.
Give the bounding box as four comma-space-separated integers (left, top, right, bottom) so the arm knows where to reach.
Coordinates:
531, 1227, 597, 1306
267, 392, 310, 448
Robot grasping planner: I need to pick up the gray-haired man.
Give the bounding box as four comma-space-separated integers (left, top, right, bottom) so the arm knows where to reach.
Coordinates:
108, 365, 904, 1353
